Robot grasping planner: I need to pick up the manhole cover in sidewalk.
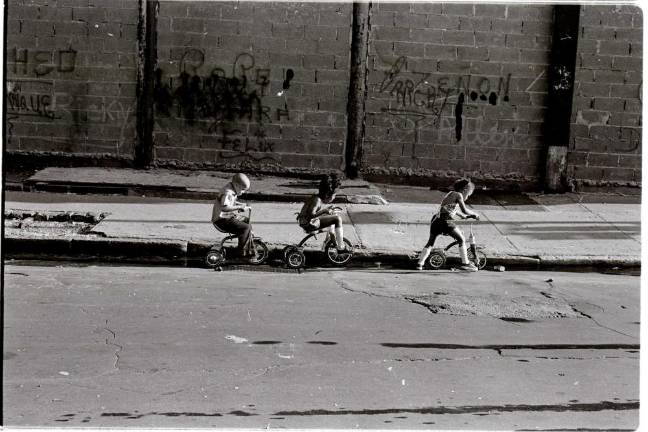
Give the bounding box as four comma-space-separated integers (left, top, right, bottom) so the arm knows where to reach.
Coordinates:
407, 293, 581, 320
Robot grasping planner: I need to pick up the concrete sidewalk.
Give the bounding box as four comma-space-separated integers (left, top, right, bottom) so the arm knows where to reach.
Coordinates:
4, 189, 641, 269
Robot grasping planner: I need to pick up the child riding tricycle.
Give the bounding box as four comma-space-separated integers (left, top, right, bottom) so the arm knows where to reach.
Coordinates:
282, 174, 354, 269
206, 173, 269, 269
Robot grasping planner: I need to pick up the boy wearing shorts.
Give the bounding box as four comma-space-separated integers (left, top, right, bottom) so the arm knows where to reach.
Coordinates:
417, 178, 480, 271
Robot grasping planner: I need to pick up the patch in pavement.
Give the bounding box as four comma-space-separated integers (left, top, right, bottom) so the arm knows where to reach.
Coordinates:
407, 293, 581, 320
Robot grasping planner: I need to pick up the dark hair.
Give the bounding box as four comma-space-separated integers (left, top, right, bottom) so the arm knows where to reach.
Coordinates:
453, 178, 474, 194
318, 174, 341, 199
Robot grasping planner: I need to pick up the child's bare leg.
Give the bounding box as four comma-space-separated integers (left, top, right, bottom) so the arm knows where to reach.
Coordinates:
318, 215, 346, 250
449, 227, 469, 264
417, 247, 433, 267
334, 226, 345, 250
417, 236, 439, 267
418, 226, 441, 267
236, 222, 253, 257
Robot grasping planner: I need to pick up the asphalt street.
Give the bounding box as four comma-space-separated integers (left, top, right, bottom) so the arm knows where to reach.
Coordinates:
3, 263, 640, 430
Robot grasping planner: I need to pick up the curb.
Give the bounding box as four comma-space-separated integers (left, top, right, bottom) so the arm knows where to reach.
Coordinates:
353, 250, 641, 270
4, 237, 189, 265
4, 236, 641, 271
537, 255, 641, 267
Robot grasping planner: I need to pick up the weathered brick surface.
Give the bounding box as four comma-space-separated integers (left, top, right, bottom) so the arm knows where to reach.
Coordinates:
7, 2, 642, 187
152, 1, 352, 172
568, 5, 643, 185
365, 3, 555, 182
6, 0, 138, 158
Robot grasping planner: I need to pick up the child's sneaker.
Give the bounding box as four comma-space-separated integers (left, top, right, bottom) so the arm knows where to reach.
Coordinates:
416, 264, 424, 271
460, 263, 478, 272
246, 251, 261, 264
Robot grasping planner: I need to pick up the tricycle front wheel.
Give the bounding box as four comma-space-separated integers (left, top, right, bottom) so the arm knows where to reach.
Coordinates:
325, 238, 353, 266
427, 250, 446, 269
468, 249, 487, 270
205, 249, 225, 268
285, 247, 306, 269
248, 239, 269, 265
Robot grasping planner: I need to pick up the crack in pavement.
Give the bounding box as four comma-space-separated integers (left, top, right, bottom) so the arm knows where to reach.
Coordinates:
480, 212, 521, 253
161, 389, 185, 396
239, 355, 497, 381
405, 295, 573, 321
344, 207, 366, 252
114, 386, 151, 395
522, 355, 635, 360
324, 278, 637, 343
381, 343, 639, 350
240, 346, 638, 377
568, 304, 635, 339
99, 411, 224, 419
332, 277, 402, 300
574, 300, 605, 313
104, 320, 123, 370
273, 400, 639, 416
406, 296, 451, 314
517, 429, 634, 431
69, 400, 640, 423
244, 364, 290, 380
544, 279, 635, 339
392, 355, 490, 363
64, 382, 100, 391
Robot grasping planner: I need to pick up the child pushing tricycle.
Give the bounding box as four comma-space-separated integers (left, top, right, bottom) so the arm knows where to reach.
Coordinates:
416, 178, 481, 271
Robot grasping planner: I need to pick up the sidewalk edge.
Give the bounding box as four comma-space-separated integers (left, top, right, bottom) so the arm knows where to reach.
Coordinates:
4, 236, 641, 269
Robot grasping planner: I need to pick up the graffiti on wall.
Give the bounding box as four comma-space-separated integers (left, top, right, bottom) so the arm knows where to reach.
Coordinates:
155, 55, 272, 124
378, 56, 511, 132
6, 46, 79, 133
7, 46, 77, 147
154, 50, 293, 163
614, 128, 641, 153
6, 46, 136, 152
574, 96, 642, 154
374, 56, 516, 163
7, 81, 57, 120
9, 47, 77, 76
215, 125, 278, 163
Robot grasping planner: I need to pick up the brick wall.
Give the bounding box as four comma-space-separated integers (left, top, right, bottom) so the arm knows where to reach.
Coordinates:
567, 5, 642, 187
363, 3, 554, 185
5, 1, 642, 189
152, 1, 352, 172
6, 0, 139, 157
